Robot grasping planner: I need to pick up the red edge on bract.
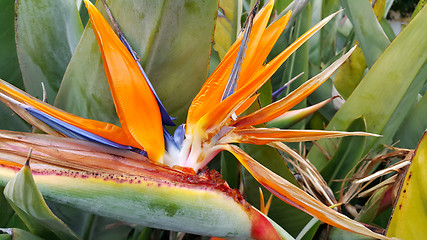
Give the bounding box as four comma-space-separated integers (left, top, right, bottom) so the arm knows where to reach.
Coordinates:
250, 207, 281, 240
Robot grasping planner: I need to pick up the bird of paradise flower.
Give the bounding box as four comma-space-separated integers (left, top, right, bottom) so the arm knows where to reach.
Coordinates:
0, 0, 389, 239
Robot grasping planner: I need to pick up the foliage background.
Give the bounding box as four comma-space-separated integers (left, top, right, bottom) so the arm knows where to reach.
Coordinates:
0, 0, 426, 239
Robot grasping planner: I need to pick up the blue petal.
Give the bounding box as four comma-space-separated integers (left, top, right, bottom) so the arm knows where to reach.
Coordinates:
272, 72, 304, 100
163, 126, 178, 151
119, 34, 176, 126
272, 84, 288, 100
26, 107, 135, 150
173, 124, 185, 149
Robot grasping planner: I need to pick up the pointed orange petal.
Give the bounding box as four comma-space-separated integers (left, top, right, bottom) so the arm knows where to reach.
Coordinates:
237, 1, 276, 87
0, 80, 137, 147
187, 1, 279, 129
238, 11, 291, 89
221, 127, 378, 145
234, 46, 356, 127
259, 188, 265, 213
85, 1, 164, 161
264, 193, 273, 215
197, 12, 345, 134
224, 144, 389, 240
194, 77, 265, 138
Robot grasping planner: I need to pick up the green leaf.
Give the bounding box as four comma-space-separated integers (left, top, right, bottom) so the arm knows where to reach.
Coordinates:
3, 215, 27, 232
3, 163, 80, 240
15, 0, 83, 102
220, 151, 239, 189
306, 0, 340, 121
280, 3, 311, 129
80, 215, 142, 240
320, 0, 341, 63
0, 0, 29, 132
379, 18, 396, 42
393, 91, 427, 149
329, 227, 375, 240
386, 131, 427, 239
339, 0, 390, 67
355, 186, 390, 224
54, 10, 118, 124
0, 188, 14, 227
411, 0, 426, 20
0, 228, 44, 240
299, 219, 321, 240
258, 80, 273, 108
55, 0, 218, 124
321, 116, 367, 193
307, 5, 427, 169
213, 0, 242, 60
333, 46, 367, 99
0, 0, 23, 89
44, 202, 92, 238
0, 234, 10, 240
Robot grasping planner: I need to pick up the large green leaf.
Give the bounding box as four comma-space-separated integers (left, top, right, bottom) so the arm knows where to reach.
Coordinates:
0, 228, 44, 240
333, 46, 367, 99
307, 5, 427, 168
0, 0, 29, 132
393, 92, 427, 149
386, 131, 427, 238
213, 0, 242, 60
54, 10, 118, 125
3, 163, 80, 240
15, 0, 83, 102
280, 3, 311, 130
0, 187, 14, 228
320, 0, 341, 63
306, 0, 343, 122
321, 116, 367, 193
340, 0, 390, 67
329, 227, 374, 240
55, 0, 218, 124
333, 0, 388, 100
0, 0, 23, 89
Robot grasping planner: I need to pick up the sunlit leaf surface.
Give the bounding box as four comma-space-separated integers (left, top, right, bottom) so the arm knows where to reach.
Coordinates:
386, 131, 427, 238
16, 0, 83, 102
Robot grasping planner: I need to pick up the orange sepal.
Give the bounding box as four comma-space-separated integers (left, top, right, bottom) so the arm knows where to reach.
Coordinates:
238, 11, 291, 90
221, 127, 378, 145
237, 1, 276, 88
234, 45, 356, 127
187, 1, 280, 130
85, 1, 164, 161
196, 13, 346, 134
0, 80, 137, 147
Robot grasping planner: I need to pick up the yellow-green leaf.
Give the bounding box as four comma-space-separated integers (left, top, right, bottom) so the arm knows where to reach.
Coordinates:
386, 131, 427, 238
